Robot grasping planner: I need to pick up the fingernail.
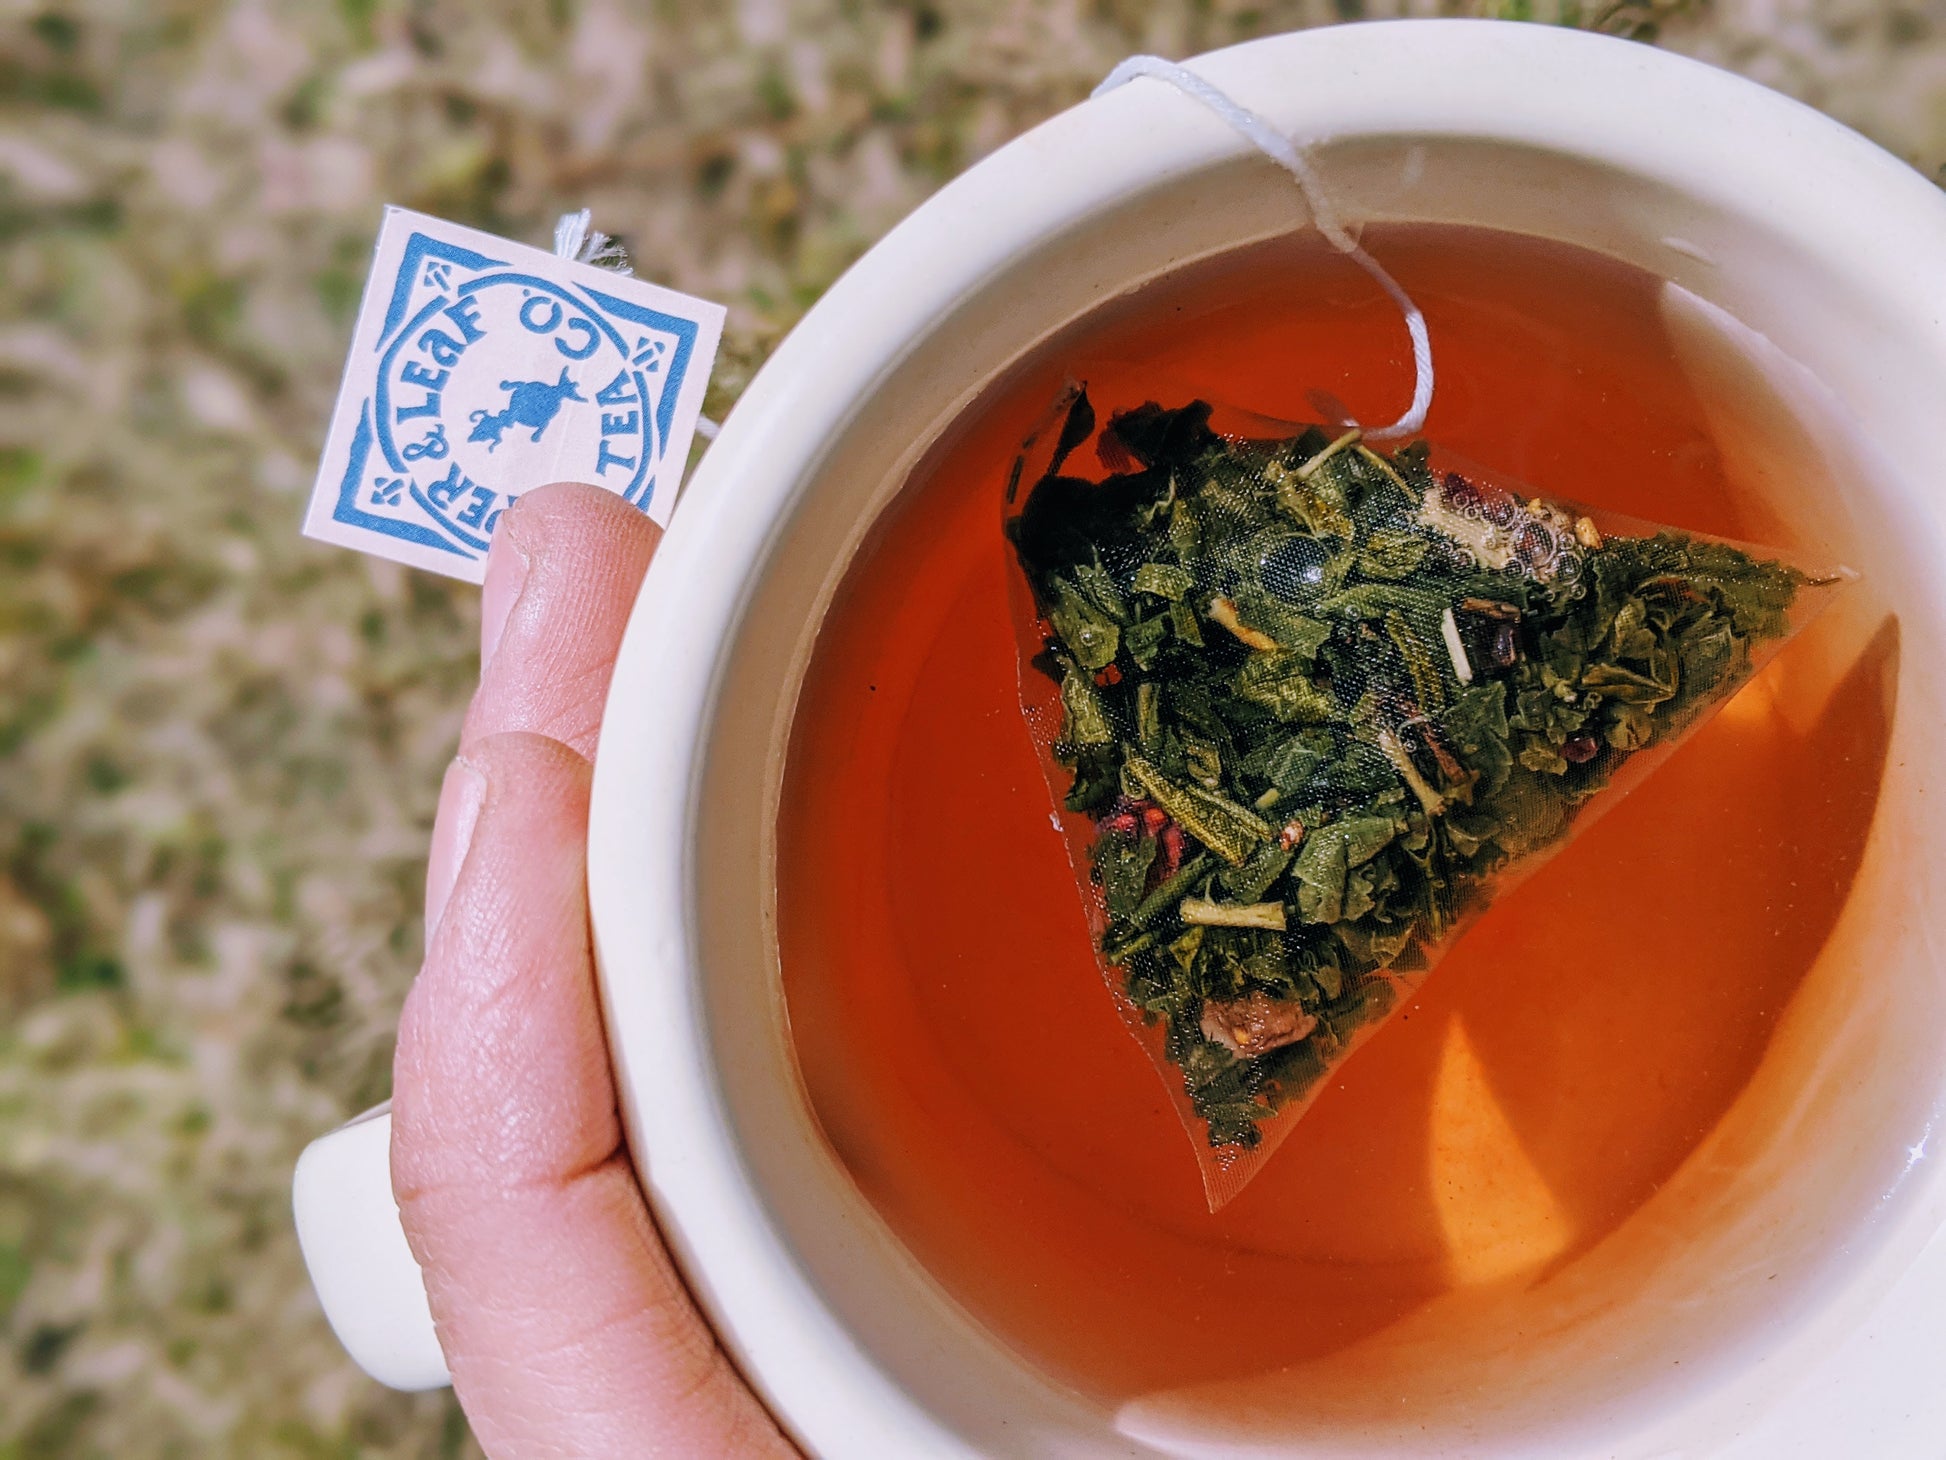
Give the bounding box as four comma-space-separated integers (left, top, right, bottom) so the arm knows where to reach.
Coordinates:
425, 756, 487, 943
479, 530, 530, 675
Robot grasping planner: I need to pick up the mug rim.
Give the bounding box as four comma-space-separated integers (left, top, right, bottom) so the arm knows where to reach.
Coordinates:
588, 18, 1946, 1456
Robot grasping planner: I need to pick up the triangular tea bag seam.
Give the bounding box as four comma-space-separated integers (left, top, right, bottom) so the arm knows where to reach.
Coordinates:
1005, 389, 1846, 1208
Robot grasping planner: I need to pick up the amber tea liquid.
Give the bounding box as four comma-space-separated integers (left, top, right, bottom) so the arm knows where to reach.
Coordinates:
775, 227, 1890, 1404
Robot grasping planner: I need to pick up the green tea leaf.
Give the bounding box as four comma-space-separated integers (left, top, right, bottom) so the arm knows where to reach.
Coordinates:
1169, 597, 1205, 647
1061, 667, 1113, 746
1135, 562, 1194, 600
1293, 816, 1399, 924
1270, 457, 1355, 539
1218, 841, 1296, 903
1581, 661, 1674, 706
1124, 757, 1272, 866
1075, 561, 1132, 623
1095, 831, 1159, 919
1242, 727, 1338, 797
1235, 650, 1337, 724
1125, 614, 1169, 669
1136, 680, 1164, 755
1358, 529, 1431, 580
1229, 591, 1330, 660
1384, 609, 1446, 712
1049, 578, 1120, 670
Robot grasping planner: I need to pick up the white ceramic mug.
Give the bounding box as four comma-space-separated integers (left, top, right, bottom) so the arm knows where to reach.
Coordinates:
294, 19, 1946, 1456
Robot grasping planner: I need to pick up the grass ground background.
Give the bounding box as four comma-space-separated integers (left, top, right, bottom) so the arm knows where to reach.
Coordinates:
2, 2, 1943, 1456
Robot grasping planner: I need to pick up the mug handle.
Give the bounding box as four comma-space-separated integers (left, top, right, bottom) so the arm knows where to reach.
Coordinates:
291, 1101, 452, 1390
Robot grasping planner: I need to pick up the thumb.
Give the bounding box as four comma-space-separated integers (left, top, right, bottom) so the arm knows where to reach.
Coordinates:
392, 731, 790, 1458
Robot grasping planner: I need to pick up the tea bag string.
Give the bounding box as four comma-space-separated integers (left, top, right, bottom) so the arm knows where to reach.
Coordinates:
1092, 57, 1433, 441
552, 209, 722, 443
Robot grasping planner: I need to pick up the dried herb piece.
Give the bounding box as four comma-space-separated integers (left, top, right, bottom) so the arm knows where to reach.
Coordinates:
1007, 392, 1824, 1164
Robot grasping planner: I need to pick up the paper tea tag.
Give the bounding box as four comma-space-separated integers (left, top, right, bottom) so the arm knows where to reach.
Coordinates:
304, 206, 725, 582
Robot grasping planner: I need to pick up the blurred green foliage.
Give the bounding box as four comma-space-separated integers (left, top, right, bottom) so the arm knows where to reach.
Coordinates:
7, 0, 1945, 1455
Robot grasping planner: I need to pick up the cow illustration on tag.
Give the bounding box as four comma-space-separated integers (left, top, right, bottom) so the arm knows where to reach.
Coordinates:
468, 368, 585, 451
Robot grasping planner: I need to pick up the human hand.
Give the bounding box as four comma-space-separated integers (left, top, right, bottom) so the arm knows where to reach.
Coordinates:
389, 484, 796, 1458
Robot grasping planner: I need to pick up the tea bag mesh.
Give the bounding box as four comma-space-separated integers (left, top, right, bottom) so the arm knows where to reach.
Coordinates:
1003, 384, 1843, 1209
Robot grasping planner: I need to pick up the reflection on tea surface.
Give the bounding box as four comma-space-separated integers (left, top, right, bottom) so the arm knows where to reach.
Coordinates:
777, 226, 1890, 1403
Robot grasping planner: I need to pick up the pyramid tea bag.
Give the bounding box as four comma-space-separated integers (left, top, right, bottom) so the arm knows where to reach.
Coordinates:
1004, 385, 1846, 1208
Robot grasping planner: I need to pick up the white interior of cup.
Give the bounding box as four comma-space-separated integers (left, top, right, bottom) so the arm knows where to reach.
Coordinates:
589, 22, 1946, 1457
